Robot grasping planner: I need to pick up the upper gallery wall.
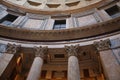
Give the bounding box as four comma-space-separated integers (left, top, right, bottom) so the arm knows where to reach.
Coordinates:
0, 0, 120, 42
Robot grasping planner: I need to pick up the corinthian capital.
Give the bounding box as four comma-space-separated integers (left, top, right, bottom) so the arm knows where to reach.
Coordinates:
6, 43, 21, 54
65, 45, 79, 57
94, 39, 111, 51
34, 46, 48, 58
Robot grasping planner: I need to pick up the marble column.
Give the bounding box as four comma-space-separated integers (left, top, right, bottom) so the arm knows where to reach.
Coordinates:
0, 43, 21, 79
94, 39, 120, 80
65, 45, 80, 80
26, 46, 47, 80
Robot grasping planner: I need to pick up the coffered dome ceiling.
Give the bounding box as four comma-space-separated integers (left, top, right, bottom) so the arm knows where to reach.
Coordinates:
3, 0, 103, 11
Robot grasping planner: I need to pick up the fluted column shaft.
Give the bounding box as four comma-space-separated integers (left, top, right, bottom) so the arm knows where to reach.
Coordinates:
94, 39, 120, 80
0, 43, 21, 80
27, 46, 47, 80
68, 56, 80, 80
65, 45, 80, 80
26, 57, 43, 80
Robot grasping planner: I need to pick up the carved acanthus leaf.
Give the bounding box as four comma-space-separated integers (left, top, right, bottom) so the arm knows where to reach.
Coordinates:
94, 39, 111, 51
34, 46, 48, 58
65, 44, 79, 57
6, 43, 20, 54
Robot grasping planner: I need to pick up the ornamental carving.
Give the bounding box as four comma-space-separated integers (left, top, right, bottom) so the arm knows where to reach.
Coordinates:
34, 46, 48, 58
6, 43, 20, 54
65, 45, 79, 57
94, 39, 111, 51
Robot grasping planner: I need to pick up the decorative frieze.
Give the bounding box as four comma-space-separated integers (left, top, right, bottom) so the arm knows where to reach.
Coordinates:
65, 45, 79, 57
34, 46, 48, 58
6, 43, 20, 54
0, 15, 120, 41
94, 39, 111, 51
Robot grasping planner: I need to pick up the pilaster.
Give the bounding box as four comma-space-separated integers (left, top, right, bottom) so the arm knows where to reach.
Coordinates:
0, 5, 7, 19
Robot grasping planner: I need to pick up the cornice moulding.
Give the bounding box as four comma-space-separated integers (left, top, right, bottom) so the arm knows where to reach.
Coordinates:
0, 17, 120, 42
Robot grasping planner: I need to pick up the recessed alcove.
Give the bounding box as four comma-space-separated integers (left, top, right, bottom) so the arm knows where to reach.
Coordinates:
105, 5, 120, 18
46, 4, 61, 8
65, 1, 80, 7
53, 20, 66, 30
0, 14, 18, 26
54, 54, 65, 58
27, 0, 42, 6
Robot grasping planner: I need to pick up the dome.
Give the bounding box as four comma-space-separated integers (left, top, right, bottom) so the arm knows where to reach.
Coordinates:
0, 0, 120, 80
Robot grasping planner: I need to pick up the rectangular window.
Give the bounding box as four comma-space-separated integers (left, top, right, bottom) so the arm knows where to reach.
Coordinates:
52, 71, 67, 79
53, 20, 66, 30
105, 5, 120, 18
83, 69, 90, 77
54, 54, 65, 58
0, 14, 18, 25
41, 70, 47, 79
